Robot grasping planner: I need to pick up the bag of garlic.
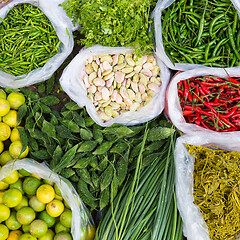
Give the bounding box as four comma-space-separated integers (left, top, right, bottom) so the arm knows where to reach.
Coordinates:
60, 45, 170, 127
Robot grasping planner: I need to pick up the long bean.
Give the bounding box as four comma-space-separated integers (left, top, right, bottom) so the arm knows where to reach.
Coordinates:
0, 4, 61, 76
161, 0, 240, 67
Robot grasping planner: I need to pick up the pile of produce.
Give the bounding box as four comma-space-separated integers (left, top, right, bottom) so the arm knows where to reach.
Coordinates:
0, 4, 61, 76
161, 0, 240, 67
0, 90, 29, 163
16, 86, 175, 212
83, 53, 161, 121
178, 75, 240, 132
61, 0, 157, 54
187, 144, 240, 240
0, 168, 73, 240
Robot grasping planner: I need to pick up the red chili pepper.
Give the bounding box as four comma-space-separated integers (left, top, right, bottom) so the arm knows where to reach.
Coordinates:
199, 82, 211, 95
193, 85, 199, 102
219, 117, 237, 129
201, 82, 218, 87
221, 127, 239, 132
205, 76, 214, 82
178, 89, 184, 96
220, 107, 238, 118
214, 77, 225, 82
183, 110, 194, 116
203, 102, 217, 113
228, 77, 240, 85
230, 96, 240, 102
208, 102, 223, 106
182, 80, 189, 100
200, 120, 213, 130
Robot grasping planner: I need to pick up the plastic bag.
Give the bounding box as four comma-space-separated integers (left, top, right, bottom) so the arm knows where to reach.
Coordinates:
60, 45, 170, 127
166, 67, 240, 135
153, 0, 240, 71
0, 0, 75, 89
175, 133, 240, 240
0, 158, 93, 239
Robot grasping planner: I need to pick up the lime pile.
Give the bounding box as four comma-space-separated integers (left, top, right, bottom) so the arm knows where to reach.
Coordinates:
0, 89, 29, 165
0, 169, 73, 240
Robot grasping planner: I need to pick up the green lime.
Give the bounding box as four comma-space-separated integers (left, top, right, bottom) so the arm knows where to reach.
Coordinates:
10, 179, 24, 194
29, 219, 48, 238
16, 207, 36, 225
7, 92, 25, 110
23, 177, 41, 195
19, 233, 37, 240
22, 224, 30, 233
0, 151, 13, 166
39, 210, 55, 228
0, 203, 10, 222
2, 188, 22, 208
29, 196, 45, 212
0, 224, 9, 240
39, 229, 55, 240
0, 142, 3, 155
3, 170, 19, 185
53, 184, 62, 196
54, 232, 72, 240
0, 122, 11, 141
18, 169, 31, 177
14, 196, 28, 211
60, 210, 72, 228
5, 211, 21, 230
55, 222, 70, 234
0, 99, 10, 117
43, 179, 54, 186
0, 90, 6, 99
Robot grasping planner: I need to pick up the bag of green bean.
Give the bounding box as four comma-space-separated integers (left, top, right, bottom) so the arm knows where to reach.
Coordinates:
0, 0, 76, 88
154, 0, 240, 70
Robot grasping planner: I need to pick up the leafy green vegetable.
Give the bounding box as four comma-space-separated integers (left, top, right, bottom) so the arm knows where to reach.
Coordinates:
61, 0, 157, 54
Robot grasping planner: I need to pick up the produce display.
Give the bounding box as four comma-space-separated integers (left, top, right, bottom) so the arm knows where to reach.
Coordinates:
96, 132, 183, 240
187, 144, 240, 240
0, 90, 29, 163
84, 53, 161, 121
15, 87, 175, 212
61, 0, 157, 54
161, 0, 240, 67
178, 75, 240, 132
0, 4, 61, 76
3, 0, 240, 239
0, 168, 73, 240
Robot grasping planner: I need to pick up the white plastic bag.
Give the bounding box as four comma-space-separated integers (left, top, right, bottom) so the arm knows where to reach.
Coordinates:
0, 0, 75, 89
175, 134, 240, 240
153, 0, 240, 71
60, 45, 170, 127
0, 158, 92, 240
166, 67, 240, 135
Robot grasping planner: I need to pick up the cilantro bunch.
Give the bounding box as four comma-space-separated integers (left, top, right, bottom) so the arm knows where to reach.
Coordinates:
61, 0, 157, 54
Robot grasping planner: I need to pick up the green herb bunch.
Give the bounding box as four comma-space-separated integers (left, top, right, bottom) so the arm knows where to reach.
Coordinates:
15, 85, 174, 211
61, 0, 157, 55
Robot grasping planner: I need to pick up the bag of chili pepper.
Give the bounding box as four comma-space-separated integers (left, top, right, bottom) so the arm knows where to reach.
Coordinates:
175, 133, 240, 240
166, 67, 240, 134
60, 45, 170, 127
0, 0, 76, 88
153, 0, 240, 70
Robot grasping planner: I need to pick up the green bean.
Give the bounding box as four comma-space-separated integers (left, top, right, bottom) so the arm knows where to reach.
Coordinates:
161, 0, 240, 67
0, 3, 61, 76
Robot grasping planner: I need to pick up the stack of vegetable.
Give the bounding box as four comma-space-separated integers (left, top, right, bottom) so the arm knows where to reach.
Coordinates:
161, 0, 240, 67
188, 144, 240, 240
61, 0, 157, 54
16, 86, 176, 212
178, 75, 240, 132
